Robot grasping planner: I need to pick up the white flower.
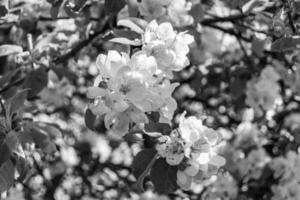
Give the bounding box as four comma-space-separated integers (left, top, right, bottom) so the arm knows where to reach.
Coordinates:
155, 113, 225, 190
137, 0, 194, 27
137, 0, 170, 22
96, 50, 129, 79
61, 147, 79, 166
167, 0, 194, 27
142, 21, 194, 75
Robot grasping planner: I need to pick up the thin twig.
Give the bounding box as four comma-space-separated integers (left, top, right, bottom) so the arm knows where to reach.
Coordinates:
39, 16, 99, 21
201, 13, 254, 25
202, 23, 251, 42
53, 16, 112, 64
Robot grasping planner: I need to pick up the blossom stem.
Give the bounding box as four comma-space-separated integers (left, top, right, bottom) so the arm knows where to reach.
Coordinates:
135, 153, 159, 191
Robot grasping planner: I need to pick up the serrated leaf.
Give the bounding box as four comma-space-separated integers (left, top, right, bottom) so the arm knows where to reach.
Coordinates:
0, 45, 23, 57
271, 37, 300, 52
23, 66, 48, 99
109, 37, 141, 46
117, 19, 144, 34
150, 158, 178, 194
0, 159, 15, 193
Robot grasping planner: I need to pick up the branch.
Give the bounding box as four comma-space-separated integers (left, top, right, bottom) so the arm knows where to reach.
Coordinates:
39, 16, 99, 21
201, 13, 254, 25
53, 16, 112, 64
0, 77, 25, 94
202, 23, 251, 42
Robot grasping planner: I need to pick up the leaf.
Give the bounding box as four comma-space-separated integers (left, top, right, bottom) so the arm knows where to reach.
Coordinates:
271, 37, 300, 52
21, 122, 57, 154
125, 17, 148, 30
294, 2, 300, 15
189, 3, 204, 23
144, 122, 172, 135
0, 45, 23, 57
150, 158, 178, 194
109, 37, 142, 46
146, 112, 160, 123
132, 149, 157, 179
85, 108, 96, 131
113, 29, 141, 40
31, 124, 57, 154
127, 0, 139, 17
0, 0, 8, 17
5, 89, 29, 126
104, 0, 126, 15
0, 86, 19, 100
242, 0, 266, 13
23, 66, 48, 99
49, 0, 63, 19
14, 153, 29, 182
39, 124, 62, 140
225, 0, 250, 9
50, 5, 61, 19
132, 149, 158, 192
117, 19, 144, 34
143, 131, 162, 138
123, 133, 143, 144
252, 36, 265, 57
0, 143, 11, 167
4, 131, 19, 152
0, 68, 20, 89
0, 159, 15, 193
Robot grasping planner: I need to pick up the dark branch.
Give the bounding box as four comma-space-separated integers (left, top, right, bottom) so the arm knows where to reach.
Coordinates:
201, 13, 254, 25
39, 16, 99, 21
53, 16, 111, 65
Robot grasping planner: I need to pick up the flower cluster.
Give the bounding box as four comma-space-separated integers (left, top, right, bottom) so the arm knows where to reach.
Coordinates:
137, 0, 194, 27
155, 114, 225, 190
87, 20, 194, 135
246, 66, 281, 115
270, 151, 300, 200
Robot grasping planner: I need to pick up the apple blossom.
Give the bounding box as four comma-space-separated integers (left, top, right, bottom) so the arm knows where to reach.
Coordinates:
155, 113, 225, 190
